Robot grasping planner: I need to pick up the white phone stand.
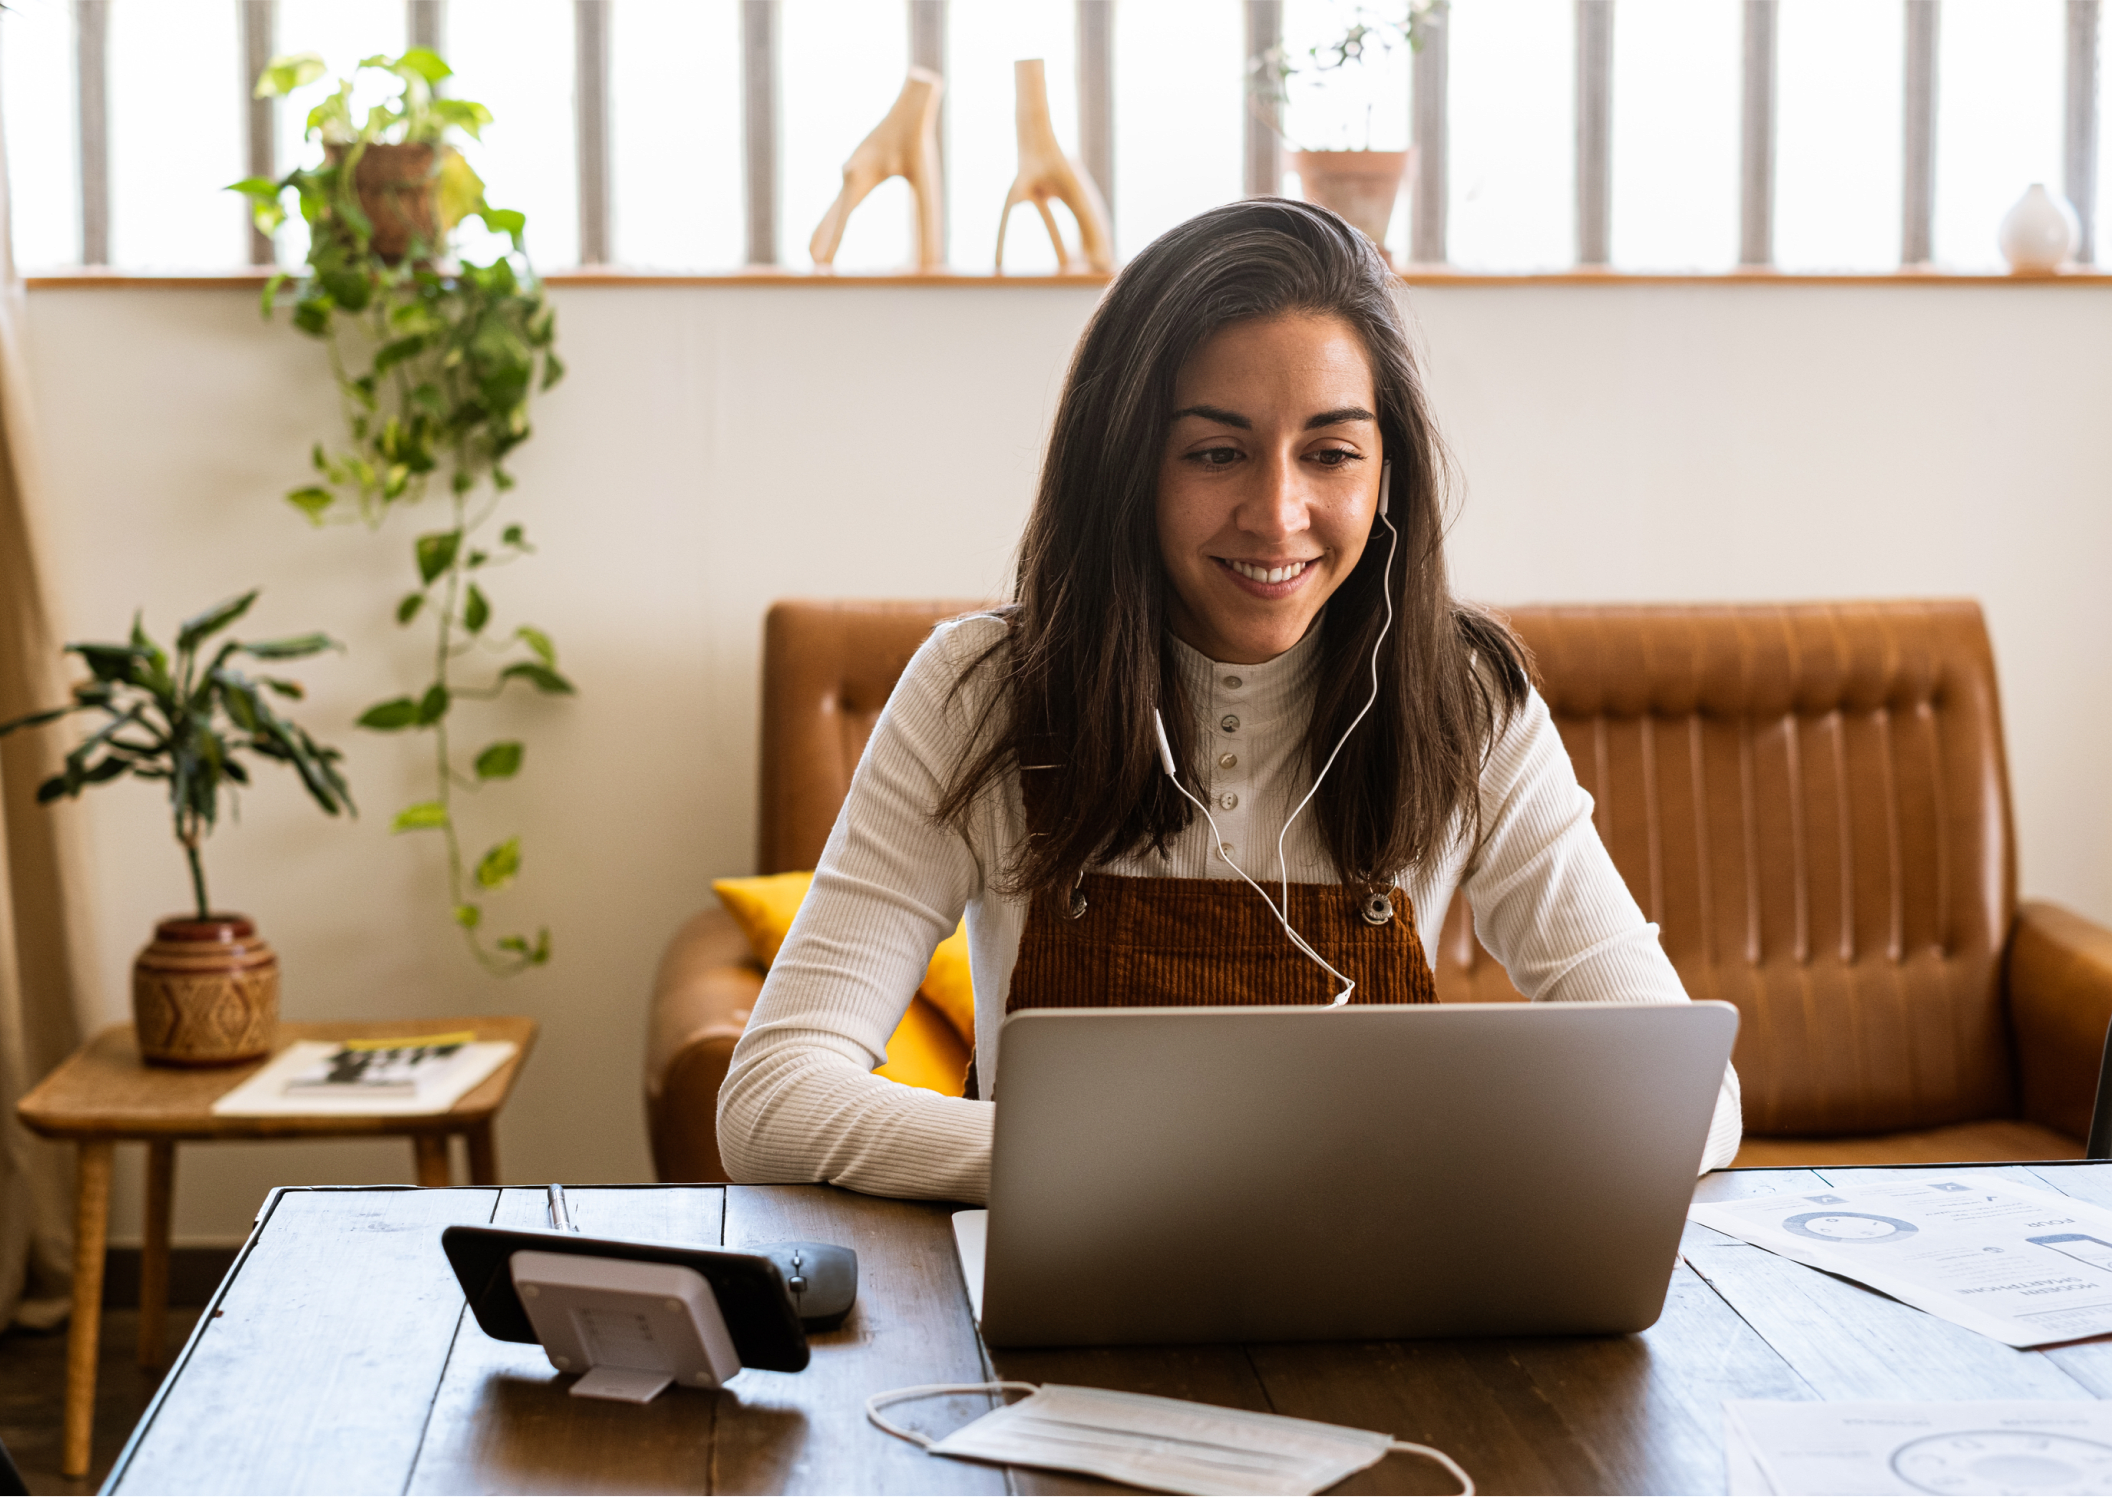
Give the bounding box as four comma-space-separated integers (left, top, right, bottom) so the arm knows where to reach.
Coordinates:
510, 1249, 742, 1402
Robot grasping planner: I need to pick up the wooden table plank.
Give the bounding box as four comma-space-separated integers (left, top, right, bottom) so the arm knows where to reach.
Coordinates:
113, 1187, 500, 1495
714, 1186, 1007, 1496
1232, 1252, 1817, 1497
405, 1187, 727, 1496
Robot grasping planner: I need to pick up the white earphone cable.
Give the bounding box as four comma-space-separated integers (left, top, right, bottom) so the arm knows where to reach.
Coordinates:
1275, 464, 1400, 1004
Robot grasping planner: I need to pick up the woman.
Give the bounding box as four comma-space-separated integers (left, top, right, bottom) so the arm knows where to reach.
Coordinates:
719, 199, 1741, 1201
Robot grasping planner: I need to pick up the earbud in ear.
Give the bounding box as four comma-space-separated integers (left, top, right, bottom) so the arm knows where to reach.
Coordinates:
1378, 459, 1392, 519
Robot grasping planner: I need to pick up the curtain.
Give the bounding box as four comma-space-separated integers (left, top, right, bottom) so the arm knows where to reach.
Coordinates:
0, 99, 96, 1332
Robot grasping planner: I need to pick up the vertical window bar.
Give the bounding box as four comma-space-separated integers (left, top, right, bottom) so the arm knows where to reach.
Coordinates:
2067, 0, 2099, 263
909, 0, 946, 251
1078, 0, 1115, 230
1411, 1, 1448, 264
241, 0, 275, 266
1244, 0, 1281, 198
741, 0, 778, 266
408, 0, 446, 58
75, 0, 109, 266
1738, 0, 1777, 266
1576, 0, 1614, 266
576, 0, 610, 264
1902, 0, 1938, 265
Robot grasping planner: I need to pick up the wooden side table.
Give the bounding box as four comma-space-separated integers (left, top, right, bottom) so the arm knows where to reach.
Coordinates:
14, 1015, 538, 1479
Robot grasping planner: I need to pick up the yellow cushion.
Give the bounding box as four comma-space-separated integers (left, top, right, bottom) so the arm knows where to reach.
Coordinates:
711, 870, 814, 968
711, 871, 975, 1097
874, 995, 972, 1096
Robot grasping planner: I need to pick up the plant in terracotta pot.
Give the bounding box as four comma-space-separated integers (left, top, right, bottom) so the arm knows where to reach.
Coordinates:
0, 592, 351, 1066
229, 49, 569, 976
1250, 1, 1444, 261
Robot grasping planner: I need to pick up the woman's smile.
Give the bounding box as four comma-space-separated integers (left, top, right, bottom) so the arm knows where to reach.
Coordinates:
1214, 555, 1320, 594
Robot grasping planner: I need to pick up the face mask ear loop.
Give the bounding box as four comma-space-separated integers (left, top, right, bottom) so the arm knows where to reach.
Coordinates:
1275, 459, 1400, 1007
1391, 1439, 1477, 1496
866, 1382, 1041, 1449
1156, 709, 1358, 1002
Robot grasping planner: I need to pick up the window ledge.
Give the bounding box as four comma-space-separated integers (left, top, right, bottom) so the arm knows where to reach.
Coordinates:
23, 266, 2112, 290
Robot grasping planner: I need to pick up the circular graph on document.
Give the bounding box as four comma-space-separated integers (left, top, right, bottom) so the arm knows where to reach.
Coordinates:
1891, 1430, 2112, 1495
1781, 1210, 1919, 1243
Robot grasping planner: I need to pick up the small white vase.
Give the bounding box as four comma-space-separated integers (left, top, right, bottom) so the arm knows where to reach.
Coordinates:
1998, 184, 2079, 273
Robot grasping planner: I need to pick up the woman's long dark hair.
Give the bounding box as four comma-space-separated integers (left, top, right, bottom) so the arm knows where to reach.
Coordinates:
937, 198, 1529, 898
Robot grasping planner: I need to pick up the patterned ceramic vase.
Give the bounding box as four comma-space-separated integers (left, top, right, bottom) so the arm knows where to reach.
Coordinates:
132, 916, 279, 1066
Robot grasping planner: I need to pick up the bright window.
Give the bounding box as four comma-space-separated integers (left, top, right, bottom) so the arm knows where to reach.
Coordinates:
1776, 0, 1902, 273
610, 0, 743, 271
781, 0, 912, 271
1113, 0, 1243, 262
949, 2, 1080, 274
449, 0, 578, 270
107, 0, 244, 269
2, 0, 77, 272
1448, 0, 1572, 273
269, 0, 406, 269
1610, 0, 1740, 272
1933, 0, 2065, 271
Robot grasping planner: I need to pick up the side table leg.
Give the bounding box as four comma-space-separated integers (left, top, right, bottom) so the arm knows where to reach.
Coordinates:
412, 1133, 452, 1187
139, 1139, 176, 1368
63, 1139, 114, 1479
466, 1120, 499, 1185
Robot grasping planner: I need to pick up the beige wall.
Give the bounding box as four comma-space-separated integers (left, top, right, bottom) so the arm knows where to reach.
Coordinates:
21, 278, 2112, 1243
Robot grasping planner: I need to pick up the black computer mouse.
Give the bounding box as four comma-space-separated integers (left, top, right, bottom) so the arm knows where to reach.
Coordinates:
754, 1241, 858, 1331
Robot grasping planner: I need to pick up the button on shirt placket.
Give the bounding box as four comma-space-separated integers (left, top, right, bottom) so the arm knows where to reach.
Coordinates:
1211, 672, 1248, 865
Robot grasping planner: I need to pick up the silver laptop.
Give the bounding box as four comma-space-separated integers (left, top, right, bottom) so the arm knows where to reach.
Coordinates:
955, 1001, 1737, 1347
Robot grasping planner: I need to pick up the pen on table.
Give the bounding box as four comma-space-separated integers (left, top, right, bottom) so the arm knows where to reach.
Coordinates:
547, 1183, 579, 1232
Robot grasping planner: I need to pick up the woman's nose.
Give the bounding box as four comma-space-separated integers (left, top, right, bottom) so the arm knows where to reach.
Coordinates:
1238, 451, 1308, 540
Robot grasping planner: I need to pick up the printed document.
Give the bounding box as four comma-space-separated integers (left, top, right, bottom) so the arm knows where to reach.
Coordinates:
1689, 1177, 2112, 1348
1723, 1400, 2112, 1496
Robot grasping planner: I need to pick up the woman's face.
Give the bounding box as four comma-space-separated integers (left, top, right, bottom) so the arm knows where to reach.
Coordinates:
1155, 313, 1383, 665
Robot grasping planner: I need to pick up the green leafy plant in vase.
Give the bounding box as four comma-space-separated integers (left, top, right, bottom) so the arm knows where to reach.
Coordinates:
1249, 0, 1444, 260
0, 592, 350, 1064
230, 47, 571, 976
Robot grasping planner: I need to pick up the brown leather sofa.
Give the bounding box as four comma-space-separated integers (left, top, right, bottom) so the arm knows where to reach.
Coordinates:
647, 599, 2112, 1180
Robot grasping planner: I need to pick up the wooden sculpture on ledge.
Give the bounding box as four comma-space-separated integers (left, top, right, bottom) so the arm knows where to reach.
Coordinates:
810, 67, 945, 272
996, 58, 1114, 275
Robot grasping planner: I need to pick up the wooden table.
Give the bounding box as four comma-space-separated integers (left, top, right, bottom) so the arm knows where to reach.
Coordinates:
14, 1015, 537, 1479
97, 1160, 2112, 1495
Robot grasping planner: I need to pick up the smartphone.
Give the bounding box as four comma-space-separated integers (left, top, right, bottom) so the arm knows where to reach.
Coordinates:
441, 1224, 811, 1372
2027, 1232, 2112, 1276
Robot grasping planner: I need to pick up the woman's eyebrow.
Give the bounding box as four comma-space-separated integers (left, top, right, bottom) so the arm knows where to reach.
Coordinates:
1170, 403, 1250, 428
1305, 405, 1377, 429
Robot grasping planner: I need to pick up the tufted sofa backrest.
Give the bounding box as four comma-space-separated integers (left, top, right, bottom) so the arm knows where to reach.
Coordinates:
1440, 601, 2018, 1136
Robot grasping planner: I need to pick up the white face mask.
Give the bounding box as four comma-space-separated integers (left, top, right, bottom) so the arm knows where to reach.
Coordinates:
866, 1381, 1473, 1497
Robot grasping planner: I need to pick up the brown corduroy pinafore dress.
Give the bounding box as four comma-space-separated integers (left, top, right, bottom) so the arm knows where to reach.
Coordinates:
957, 740, 1439, 1099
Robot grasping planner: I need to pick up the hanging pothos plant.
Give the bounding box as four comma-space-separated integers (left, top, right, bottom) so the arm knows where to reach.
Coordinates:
231, 48, 571, 975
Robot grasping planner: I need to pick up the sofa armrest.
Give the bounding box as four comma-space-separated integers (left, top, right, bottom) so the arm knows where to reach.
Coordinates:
645, 905, 764, 1182
2008, 899, 2112, 1142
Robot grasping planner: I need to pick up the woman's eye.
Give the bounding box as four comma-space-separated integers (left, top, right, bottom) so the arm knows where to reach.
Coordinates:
1309, 448, 1361, 467
1189, 446, 1242, 467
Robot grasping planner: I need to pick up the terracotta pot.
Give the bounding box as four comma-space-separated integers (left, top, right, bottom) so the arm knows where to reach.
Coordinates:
1292, 148, 1417, 262
328, 143, 439, 263
132, 916, 279, 1067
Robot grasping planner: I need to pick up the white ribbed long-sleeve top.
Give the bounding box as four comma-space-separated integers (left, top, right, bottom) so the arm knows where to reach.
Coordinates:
718, 614, 1743, 1202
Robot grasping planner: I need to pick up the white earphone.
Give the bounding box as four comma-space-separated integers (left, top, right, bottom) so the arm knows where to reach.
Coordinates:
1150, 459, 1400, 1005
